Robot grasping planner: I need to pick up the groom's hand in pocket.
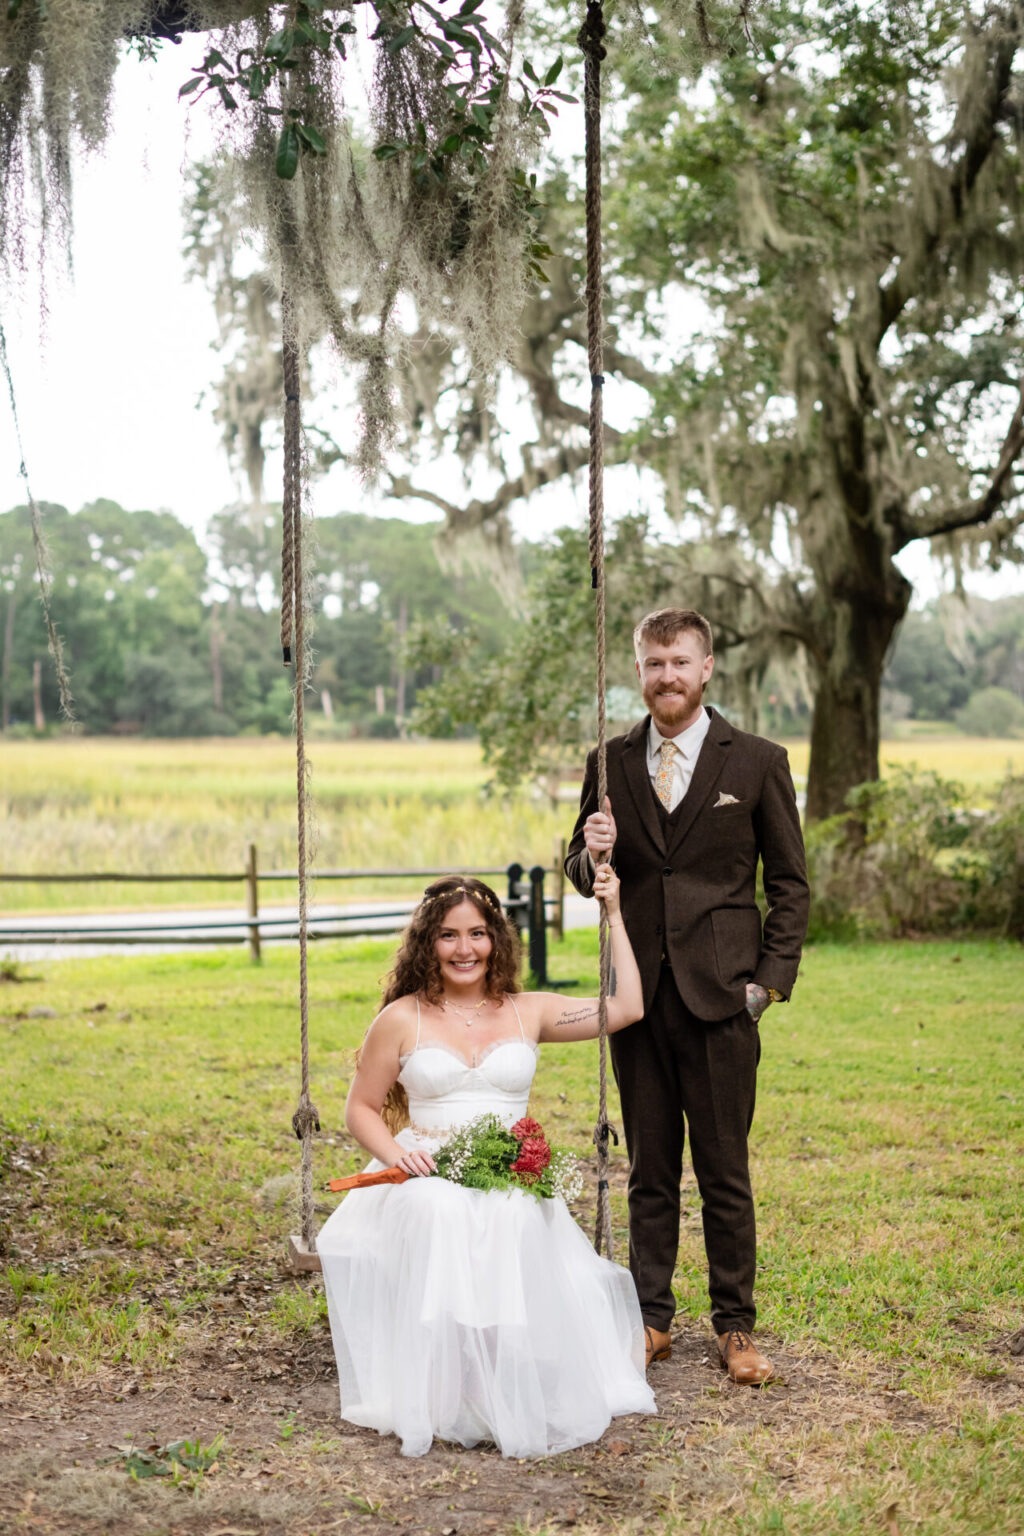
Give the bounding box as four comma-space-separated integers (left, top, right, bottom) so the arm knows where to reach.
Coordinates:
745, 982, 770, 1023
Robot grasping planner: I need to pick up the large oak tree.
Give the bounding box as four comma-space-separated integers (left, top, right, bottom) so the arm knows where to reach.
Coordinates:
393, 1, 1024, 817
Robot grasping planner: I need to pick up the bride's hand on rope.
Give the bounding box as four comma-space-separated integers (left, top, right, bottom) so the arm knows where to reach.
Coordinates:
592, 863, 622, 923
583, 795, 617, 867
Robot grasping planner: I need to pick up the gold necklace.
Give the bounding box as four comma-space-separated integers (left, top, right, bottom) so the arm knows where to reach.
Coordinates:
442, 996, 489, 1027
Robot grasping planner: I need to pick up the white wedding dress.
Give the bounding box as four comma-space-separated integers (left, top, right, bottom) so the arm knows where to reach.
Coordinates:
317, 999, 655, 1458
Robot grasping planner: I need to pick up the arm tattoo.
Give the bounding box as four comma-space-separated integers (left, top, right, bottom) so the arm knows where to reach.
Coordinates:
609, 964, 617, 998
554, 1004, 599, 1028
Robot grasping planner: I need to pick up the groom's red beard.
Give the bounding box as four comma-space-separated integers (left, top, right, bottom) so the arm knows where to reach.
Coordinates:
643, 682, 702, 732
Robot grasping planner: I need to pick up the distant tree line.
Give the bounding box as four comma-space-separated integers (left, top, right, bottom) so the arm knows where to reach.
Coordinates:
0, 501, 512, 737
3, 501, 1023, 746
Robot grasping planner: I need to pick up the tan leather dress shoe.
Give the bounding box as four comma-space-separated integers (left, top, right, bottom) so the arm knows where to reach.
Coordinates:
716, 1329, 774, 1385
644, 1325, 672, 1368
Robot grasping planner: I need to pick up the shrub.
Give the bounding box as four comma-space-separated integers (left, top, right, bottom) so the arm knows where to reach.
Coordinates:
805, 768, 1023, 939
955, 687, 1024, 738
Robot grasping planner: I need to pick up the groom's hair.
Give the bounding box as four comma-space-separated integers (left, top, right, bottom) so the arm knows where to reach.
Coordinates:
633, 608, 713, 658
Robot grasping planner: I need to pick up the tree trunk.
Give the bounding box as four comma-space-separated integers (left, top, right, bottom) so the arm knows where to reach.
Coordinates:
804, 573, 911, 822
210, 603, 224, 713
1, 587, 13, 732
395, 596, 408, 739
32, 657, 44, 732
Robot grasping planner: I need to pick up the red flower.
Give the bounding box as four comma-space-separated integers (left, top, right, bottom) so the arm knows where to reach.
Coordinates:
511, 1135, 551, 1182
510, 1116, 544, 1142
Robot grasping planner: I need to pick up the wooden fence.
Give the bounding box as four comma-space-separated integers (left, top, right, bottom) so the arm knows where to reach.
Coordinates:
0, 840, 570, 983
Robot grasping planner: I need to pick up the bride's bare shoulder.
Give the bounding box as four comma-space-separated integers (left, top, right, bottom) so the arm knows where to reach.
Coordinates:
366, 994, 419, 1042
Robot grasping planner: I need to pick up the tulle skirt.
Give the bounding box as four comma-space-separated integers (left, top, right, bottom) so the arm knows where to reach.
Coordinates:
317, 1153, 656, 1458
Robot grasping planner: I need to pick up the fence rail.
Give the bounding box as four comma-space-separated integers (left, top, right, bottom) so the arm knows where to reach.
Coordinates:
0, 841, 571, 984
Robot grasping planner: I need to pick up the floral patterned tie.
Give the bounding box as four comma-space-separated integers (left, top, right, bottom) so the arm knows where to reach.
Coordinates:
655, 739, 678, 809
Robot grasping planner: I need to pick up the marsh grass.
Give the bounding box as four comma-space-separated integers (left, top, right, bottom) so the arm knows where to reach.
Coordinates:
0, 738, 567, 912
0, 932, 1022, 1533
3, 736, 1021, 914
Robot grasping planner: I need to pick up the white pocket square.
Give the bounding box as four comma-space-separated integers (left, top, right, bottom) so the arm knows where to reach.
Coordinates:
715, 792, 741, 807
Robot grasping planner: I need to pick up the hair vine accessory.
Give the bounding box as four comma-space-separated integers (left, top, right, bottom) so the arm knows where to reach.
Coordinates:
418, 885, 500, 913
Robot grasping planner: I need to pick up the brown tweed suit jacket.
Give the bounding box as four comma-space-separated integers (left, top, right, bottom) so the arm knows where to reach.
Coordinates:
565, 708, 809, 1022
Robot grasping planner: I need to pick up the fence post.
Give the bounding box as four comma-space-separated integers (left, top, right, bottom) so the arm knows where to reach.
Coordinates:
528, 865, 548, 986
550, 836, 566, 941
246, 843, 261, 962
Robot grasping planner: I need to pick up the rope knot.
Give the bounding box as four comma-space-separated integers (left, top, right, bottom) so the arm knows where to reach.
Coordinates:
592, 1117, 619, 1153
292, 1097, 321, 1142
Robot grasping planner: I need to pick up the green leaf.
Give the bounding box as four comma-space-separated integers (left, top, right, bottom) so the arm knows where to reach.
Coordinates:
523, 59, 538, 83
373, 142, 403, 160
440, 133, 462, 155
178, 77, 205, 99
296, 123, 327, 154
386, 24, 418, 53
471, 103, 492, 131
7, 0, 24, 19
544, 57, 563, 85
439, 19, 481, 51
218, 85, 238, 111
124, 1452, 171, 1480
265, 27, 295, 59
424, 33, 458, 62
276, 124, 300, 180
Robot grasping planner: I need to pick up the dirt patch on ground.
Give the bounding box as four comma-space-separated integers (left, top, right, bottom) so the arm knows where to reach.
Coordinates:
3, 1123, 1023, 1536
5, 1290, 1021, 1536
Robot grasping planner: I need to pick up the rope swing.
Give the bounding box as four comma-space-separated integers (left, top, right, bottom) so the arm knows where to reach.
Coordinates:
281, 276, 321, 1270
578, 0, 619, 1261
280, 0, 618, 1269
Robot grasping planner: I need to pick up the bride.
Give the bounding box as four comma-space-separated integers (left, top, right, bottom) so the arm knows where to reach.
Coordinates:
317, 867, 656, 1458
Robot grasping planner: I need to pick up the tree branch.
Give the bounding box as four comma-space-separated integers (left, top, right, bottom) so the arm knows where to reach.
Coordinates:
386, 444, 593, 530
875, 8, 1023, 345
896, 382, 1024, 544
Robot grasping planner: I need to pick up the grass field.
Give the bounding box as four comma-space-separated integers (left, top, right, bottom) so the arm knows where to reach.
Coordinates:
2, 734, 1021, 915
1, 932, 1022, 1534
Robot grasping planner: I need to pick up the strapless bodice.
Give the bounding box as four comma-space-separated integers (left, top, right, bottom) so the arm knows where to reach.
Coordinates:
398, 1039, 538, 1139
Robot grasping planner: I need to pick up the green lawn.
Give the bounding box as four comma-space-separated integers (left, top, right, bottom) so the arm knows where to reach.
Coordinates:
1, 933, 1022, 1534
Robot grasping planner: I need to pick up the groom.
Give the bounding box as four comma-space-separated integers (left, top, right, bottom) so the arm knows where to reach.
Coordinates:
564, 608, 809, 1384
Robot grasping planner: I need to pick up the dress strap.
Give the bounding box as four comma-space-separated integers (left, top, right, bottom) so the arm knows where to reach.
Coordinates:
509, 994, 526, 1042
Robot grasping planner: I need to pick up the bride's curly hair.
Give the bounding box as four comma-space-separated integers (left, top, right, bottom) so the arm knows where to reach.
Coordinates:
382, 876, 521, 1008
374, 877, 522, 1133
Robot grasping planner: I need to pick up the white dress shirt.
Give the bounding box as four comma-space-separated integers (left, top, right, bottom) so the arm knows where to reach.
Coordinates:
646, 707, 711, 812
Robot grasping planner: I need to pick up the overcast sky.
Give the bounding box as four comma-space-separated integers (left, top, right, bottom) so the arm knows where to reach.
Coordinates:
1, 40, 1020, 609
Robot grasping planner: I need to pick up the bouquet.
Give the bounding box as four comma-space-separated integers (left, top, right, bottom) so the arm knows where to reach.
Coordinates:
434, 1115, 583, 1202
328, 1116, 583, 1202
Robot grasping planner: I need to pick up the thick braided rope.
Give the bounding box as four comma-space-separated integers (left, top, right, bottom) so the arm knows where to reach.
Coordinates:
280, 305, 298, 666
282, 279, 319, 1251
0, 319, 74, 719
579, 0, 616, 1260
